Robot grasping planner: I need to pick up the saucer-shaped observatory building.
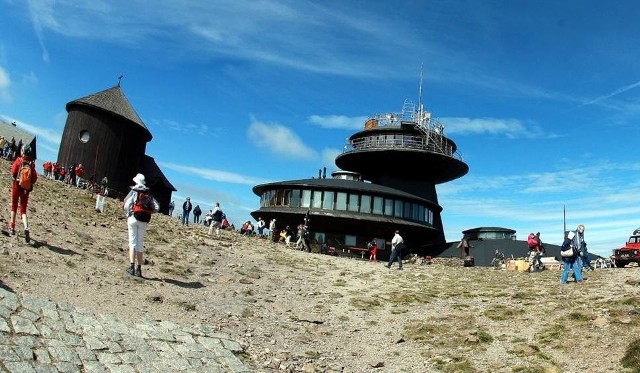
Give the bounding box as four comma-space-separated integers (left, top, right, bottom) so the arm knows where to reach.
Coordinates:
251, 99, 468, 255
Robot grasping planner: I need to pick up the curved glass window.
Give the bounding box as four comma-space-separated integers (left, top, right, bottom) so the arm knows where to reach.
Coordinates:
348, 193, 359, 212
291, 189, 301, 208
301, 190, 311, 208
258, 187, 435, 227
336, 192, 347, 211
372, 196, 383, 215
384, 199, 394, 216
394, 200, 403, 218
360, 195, 371, 213
323, 191, 334, 210
312, 190, 322, 208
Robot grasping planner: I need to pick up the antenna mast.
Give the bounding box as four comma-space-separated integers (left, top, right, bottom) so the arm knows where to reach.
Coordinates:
418, 64, 424, 117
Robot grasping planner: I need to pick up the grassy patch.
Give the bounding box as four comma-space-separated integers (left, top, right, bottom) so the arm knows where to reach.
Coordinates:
348, 296, 381, 310
621, 338, 640, 372
484, 304, 524, 321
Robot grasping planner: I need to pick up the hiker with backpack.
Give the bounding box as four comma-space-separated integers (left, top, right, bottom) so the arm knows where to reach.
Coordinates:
122, 173, 159, 278
208, 202, 223, 237
193, 205, 202, 225
9, 144, 37, 242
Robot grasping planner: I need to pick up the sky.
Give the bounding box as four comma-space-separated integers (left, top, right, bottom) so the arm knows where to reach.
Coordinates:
1, 0, 640, 258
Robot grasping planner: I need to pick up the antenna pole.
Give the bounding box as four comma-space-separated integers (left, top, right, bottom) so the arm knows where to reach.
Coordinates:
418, 64, 424, 113
563, 205, 566, 237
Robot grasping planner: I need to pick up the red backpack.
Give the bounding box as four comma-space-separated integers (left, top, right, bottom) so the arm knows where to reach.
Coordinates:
132, 190, 155, 222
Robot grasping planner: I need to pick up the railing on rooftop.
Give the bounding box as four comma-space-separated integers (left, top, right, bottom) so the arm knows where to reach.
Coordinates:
343, 99, 464, 161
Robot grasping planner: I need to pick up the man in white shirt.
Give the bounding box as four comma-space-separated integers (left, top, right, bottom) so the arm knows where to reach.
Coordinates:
385, 230, 404, 270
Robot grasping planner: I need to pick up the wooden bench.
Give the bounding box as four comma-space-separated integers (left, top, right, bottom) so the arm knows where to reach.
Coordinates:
348, 247, 369, 259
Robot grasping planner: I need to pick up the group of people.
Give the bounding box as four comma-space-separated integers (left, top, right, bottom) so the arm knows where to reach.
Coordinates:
0, 136, 23, 161
527, 225, 593, 283
178, 199, 229, 232
41, 161, 86, 187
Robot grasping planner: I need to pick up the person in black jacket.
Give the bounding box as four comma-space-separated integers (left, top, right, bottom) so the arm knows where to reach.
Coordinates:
182, 197, 192, 226
193, 205, 202, 224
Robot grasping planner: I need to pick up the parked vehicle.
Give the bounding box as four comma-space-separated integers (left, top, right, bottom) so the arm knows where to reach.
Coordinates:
613, 228, 640, 268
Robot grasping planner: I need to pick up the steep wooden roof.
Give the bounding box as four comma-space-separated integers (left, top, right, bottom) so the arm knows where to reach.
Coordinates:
65, 86, 152, 140
140, 155, 177, 191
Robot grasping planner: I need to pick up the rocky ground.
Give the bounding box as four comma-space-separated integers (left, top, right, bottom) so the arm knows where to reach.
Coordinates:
1, 160, 640, 372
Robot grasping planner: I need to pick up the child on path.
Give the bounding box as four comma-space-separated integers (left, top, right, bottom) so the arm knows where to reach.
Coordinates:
9, 144, 37, 242
368, 238, 378, 263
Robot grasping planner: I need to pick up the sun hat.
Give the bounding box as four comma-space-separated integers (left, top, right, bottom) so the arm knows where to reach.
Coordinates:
132, 173, 146, 186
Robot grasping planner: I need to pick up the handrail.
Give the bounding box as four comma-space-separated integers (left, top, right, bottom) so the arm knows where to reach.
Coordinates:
342, 133, 464, 161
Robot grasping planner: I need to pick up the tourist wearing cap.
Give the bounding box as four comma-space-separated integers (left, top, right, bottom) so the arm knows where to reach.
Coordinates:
182, 197, 193, 226
123, 173, 159, 278
9, 144, 37, 242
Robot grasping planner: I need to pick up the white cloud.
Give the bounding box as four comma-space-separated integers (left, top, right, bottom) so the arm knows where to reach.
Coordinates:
0, 65, 12, 102
321, 148, 342, 171
442, 117, 552, 139
149, 118, 209, 136
308, 115, 367, 130
160, 162, 269, 186
247, 118, 317, 160
580, 80, 640, 107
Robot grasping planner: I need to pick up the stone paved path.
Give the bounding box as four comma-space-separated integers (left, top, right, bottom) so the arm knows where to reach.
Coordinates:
0, 287, 253, 372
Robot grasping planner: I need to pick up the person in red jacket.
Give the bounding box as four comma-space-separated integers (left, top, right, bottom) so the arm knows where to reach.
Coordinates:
75, 164, 85, 188
10, 144, 37, 242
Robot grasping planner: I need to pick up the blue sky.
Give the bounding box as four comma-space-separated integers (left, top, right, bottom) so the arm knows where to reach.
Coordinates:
1, 0, 640, 258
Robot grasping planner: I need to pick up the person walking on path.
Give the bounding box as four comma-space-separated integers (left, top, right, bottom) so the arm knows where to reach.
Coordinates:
560, 229, 584, 285
208, 202, 223, 237
193, 205, 202, 225
123, 173, 159, 278
168, 200, 175, 217
385, 230, 404, 270
9, 144, 37, 243
182, 197, 192, 226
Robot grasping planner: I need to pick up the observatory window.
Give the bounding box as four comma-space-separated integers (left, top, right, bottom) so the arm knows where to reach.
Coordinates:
276, 190, 287, 206
394, 200, 403, 218
312, 190, 322, 209
404, 202, 411, 219
372, 197, 383, 215
290, 189, 301, 208
78, 130, 91, 143
348, 193, 359, 212
384, 199, 394, 216
415, 205, 424, 222
301, 190, 311, 208
336, 192, 347, 211
360, 195, 371, 214
322, 191, 334, 210
345, 235, 356, 246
